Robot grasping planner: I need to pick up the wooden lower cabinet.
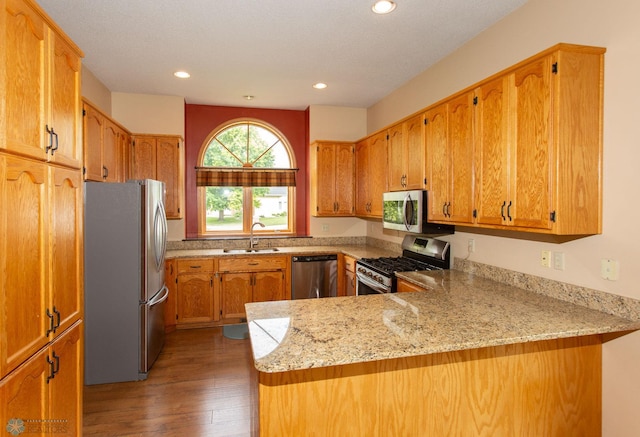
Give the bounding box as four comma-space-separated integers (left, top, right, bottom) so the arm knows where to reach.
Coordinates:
0, 321, 82, 437
253, 336, 602, 436
175, 258, 219, 327
220, 269, 286, 322
396, 278, 427, 293
172, 255, 289, 327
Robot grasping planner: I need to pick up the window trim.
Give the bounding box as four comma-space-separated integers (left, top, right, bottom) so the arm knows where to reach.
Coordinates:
196, 118, 297, 237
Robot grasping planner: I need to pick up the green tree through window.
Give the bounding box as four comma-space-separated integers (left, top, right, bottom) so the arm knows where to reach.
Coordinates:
198, 121, 295, 236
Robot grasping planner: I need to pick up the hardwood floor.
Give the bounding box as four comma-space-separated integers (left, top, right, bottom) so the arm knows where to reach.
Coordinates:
83, 327, 253, 436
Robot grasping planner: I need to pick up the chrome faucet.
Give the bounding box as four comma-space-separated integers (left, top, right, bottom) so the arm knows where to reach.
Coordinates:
250, 222, 265, 249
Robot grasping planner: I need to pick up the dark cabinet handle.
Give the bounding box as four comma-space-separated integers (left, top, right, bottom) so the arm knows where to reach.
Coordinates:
46, 308, 55, 337
53, 306, 61, 332
500, 201, 506, 220
46, 355, 55, 383
443, 203, 447, 216
103, 166, 109, 179
507, 201, 513, 221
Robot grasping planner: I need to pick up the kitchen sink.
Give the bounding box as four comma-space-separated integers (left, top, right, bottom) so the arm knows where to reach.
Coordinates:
222, 247, 280, 253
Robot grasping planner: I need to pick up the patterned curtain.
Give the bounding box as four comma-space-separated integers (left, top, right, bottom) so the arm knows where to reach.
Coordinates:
195, 167, 297, 187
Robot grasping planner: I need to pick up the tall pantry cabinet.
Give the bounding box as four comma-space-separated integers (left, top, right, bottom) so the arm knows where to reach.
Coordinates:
0, 0, 84, 434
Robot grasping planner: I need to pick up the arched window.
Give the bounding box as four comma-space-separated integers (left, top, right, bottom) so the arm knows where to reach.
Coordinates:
196, 120, 296, 236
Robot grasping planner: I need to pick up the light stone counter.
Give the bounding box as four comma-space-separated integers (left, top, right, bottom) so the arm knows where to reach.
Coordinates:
246, 269, 640, 373
166, 244, 395, 260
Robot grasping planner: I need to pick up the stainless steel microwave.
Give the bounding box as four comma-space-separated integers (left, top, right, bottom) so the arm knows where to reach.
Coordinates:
382, 190, 455, 235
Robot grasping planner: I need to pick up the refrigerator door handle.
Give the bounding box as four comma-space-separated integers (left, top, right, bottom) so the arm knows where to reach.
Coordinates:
153, 202, 168, 271
149, 286, 169, 307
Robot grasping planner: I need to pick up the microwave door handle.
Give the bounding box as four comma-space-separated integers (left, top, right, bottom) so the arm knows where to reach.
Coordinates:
403, 193, 414, 231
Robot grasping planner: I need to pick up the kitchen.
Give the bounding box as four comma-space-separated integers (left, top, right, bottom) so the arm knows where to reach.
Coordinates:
2, 0, 640, 436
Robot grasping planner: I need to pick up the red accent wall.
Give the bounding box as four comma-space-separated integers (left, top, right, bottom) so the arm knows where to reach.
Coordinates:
184, 104, 309, 238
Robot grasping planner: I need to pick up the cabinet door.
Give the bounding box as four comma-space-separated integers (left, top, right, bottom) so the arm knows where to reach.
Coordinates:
220, 272, 252, 320
0, 156, 49, 378
156, 137, 181, 218
131, 136, 157, 181
102, 119, 119, 182
253, 271, 285, 303
404, 114, 426, 190
447, 92, 475, 224
345, 270, 356, 297
425, 105, 449, 222
387, 124, 404, 191
511, 56, 553, 230
355, 139, 370, 216
0, 344, 49, 437
313, 143, 338, 215
50, 167, 83, 337
49, 322, 82, 436
82, 103, 104, 181
164, 260, 177, 330
49, 32, 82, 169
335, 143, 354, 215
475, 77, 510, 226
368, 132, 388, 217
177, 274, 214, 324
4, 0, 48, 161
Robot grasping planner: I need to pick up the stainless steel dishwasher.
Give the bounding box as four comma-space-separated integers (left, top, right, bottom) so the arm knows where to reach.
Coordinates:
291, 254, 338, 299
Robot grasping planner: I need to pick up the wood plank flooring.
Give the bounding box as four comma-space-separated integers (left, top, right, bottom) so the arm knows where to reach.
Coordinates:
83, 327, 253, 436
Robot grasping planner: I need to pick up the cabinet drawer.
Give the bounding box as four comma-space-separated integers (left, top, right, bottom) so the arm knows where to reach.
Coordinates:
219, 256, 286, 272
344, 255, 356, 272
177, 258, 214, 274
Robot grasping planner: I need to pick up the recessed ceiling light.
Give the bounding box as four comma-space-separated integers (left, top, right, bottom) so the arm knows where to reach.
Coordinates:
372, 1, 396, 14
313, 82, 328, 90
174, 71, 190, 79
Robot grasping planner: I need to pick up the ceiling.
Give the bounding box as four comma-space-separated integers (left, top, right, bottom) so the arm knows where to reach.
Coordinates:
37, 0, 527, 111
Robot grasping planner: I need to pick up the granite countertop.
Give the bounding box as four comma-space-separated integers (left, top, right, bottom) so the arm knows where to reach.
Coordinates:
166, 244, 395, 260
245, 269, 640, 373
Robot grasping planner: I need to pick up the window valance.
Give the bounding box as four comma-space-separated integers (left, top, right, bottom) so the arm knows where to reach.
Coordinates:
195, 167, 298, 187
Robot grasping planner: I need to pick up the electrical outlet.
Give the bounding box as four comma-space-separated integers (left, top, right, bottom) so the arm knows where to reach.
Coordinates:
541, 250, 551, 268
322, 224, 330, 232
553, 252, 565, 270
601, 259, 620, 280
468, 239, 475, 253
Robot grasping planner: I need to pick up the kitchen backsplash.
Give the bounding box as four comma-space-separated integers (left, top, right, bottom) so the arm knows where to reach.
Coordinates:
455, 258, 640, 321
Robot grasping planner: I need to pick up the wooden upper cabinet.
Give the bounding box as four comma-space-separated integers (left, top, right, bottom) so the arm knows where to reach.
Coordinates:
426, 93, 475, 225
310, 141, 355, 217
82, 100, 128, 182
102, 119, 120, 183
474, 45, 605, 234
355, 131, 388, 218
387, 114, 426, 191
3, 0, 82, 168
131, 134, 184, 219
475, 76, 510, 227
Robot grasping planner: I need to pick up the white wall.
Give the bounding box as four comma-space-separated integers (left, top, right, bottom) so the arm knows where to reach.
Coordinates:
112, 93, 186, 241
308, 105, 368, 237
367, 0, 640, 434
81, 67, 111, 115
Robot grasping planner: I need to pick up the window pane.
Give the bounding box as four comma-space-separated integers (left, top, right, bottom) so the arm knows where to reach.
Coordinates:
205, 187, 243, 232
252, 187, 289, 231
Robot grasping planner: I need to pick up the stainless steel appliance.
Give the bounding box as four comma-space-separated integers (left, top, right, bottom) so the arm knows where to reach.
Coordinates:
382, 190, 454, 235
84, 179, 168, 385
356, 235, 450, 295
291, 254, 338, 299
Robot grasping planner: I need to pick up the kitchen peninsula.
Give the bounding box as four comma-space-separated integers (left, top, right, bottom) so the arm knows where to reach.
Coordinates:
246, 269, 640, 436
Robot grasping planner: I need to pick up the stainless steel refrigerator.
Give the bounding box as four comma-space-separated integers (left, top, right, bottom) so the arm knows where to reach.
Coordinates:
84, 179, 168, 385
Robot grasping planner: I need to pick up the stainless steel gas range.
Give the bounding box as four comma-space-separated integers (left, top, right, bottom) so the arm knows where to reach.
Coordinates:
356, 235, 450, 295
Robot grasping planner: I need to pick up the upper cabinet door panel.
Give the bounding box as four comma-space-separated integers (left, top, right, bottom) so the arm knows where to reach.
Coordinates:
131, 136, 157, 181
50, 32, 82, 169
4, 0, 48, 160
511, 56, 553, 230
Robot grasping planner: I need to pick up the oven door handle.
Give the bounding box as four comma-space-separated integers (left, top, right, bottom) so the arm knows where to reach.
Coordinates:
356, 273, 388, 294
